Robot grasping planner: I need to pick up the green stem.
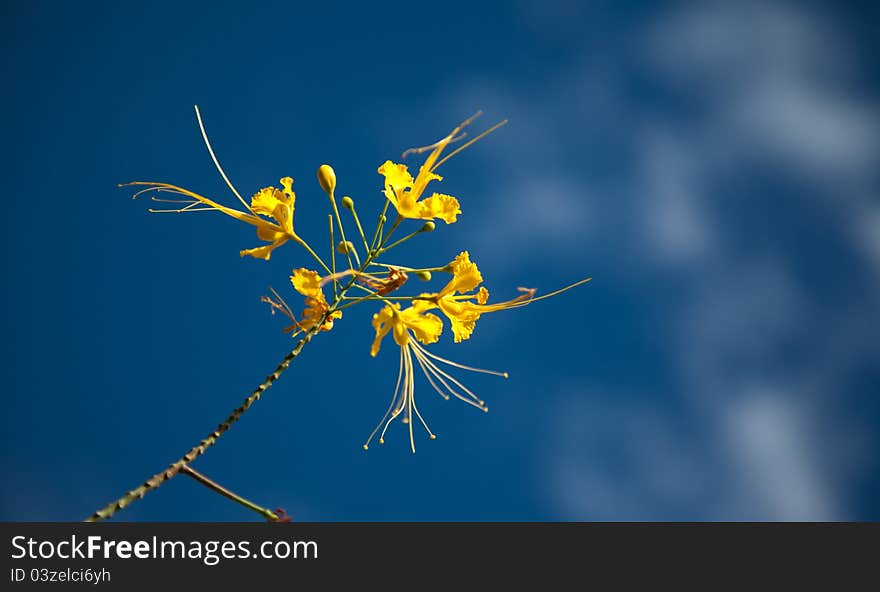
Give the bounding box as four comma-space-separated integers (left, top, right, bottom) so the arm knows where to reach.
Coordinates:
180, 465, 280, 522
88, 197, 398, 522
378, 225, 427, 254
328, 191, 355, 272
295, 236, 332, 275
347, 200, 371, 254
380, 215, 403, 249
370, 201, 391, 254
329, 215, 338, 299
369, 263, 448, 273
85, 323, 323, 522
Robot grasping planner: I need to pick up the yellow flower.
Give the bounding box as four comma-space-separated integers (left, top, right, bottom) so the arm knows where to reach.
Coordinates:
365, 303, 506, 453
377, 161, 461, 224
262, 269, 342, 336
377, 113, 508, 224
376, 116, 479, 224
128, 177, 301, 260
290, 268, 343, 333
422, 251, 536, 343
370, 302, 442, 358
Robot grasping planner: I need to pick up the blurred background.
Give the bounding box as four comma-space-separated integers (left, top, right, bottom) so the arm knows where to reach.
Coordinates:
2, 0, 878, 520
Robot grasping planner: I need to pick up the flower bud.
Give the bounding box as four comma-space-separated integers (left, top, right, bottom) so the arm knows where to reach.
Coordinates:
421, 221, 435, 233
317, 164, 336, 195
336, 240, 356, 254
415, 270, 432, 282
341, 195, 354, 210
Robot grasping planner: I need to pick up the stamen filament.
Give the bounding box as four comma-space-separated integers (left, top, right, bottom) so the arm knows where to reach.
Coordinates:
412, 340, 508, 378
364, 348, 405, 450
411, 344, 487, 408
194, 105, 253, 214
404, 345, 416, 453
411, 346, 487, 410
502, 277, 593, 309
411, 347, 450, 401
431, 119, 509, 172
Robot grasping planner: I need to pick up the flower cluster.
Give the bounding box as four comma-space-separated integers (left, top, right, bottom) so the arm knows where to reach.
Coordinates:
128, 106, 590, 453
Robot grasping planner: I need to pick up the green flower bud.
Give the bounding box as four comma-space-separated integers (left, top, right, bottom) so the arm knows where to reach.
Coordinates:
336, 240, 355, 254
421, 221, 435, 233
341, 195, 354, 210
317, 164, 336, 195
415, 270, 432, 282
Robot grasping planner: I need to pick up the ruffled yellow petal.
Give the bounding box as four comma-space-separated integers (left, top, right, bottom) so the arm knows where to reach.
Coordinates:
240, 238, 289, 260
371, 303, 444, 356
290, 268, 324, 301
371, 304, 398, 357
280, 176, 295, 200
440, 251, 483, 296
476, 286, 489, 305
412, 165, 442, 198
377, 161, 413, 206
438, 298, 480, 343
377, 158, 458, 223
302, 301, 342, 332
286, 268, 340, 333
250, 179, 296, 236
399, 305, 443, 346
415, 193, 460, 224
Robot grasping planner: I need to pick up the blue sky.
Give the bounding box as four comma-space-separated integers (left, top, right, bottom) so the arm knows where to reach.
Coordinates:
2, 0, 879, 520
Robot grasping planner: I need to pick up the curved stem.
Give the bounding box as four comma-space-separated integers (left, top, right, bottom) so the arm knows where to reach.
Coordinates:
85, 324, 321, 522
180, 465, 280, 522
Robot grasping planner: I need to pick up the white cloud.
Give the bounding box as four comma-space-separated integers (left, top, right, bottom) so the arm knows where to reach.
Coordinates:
719, 389, 840, 520
507, 1, 880, 519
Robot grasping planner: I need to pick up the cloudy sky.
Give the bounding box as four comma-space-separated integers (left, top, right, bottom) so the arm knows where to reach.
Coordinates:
2, 0, 878, 520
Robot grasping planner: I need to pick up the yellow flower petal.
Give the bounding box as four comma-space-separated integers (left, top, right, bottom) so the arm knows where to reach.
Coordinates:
476, 286, 489, 305
302, 300, 342, 332
415, 193, 461, 224
280, 176, 295, 199
240, 239, 289, 260
285, 268, 340, 333
440, 251, 483, 296
438, 298, 480, 343
290, 268, 324, 301
377, 160, 413, 206
399, 306, 443, 346
250, 180, 295, 236
370, 304, 398, 357
371, 303, 444, 356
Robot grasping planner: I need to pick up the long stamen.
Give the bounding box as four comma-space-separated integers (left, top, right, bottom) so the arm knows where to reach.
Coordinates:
415, 350, 489, 410
411, 348, 450, 401
381, 348, 411, 444
149, 196, 200, 204
400, 111, 482, 159
148, 207, 218, 214
411, 396, 436, 441
405, 345, 416, 453
194, 105, 254, 214
500, 278, 593, 310
431, 119, 509, 172
411, 346, 487, 411
412, 340, 508, 378
364, 348, 405, 450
